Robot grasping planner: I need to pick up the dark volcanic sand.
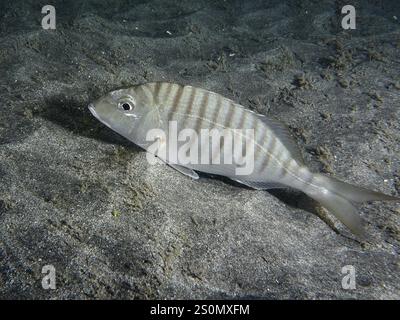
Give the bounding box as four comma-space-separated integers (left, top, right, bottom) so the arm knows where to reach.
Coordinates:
0, 0, 399, 299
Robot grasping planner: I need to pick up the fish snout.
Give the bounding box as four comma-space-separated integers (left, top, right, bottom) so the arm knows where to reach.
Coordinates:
88, 103, 99, 118
87, 102, 113, 129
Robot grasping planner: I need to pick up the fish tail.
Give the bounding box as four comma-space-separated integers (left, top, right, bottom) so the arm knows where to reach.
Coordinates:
304, 173, 399, 237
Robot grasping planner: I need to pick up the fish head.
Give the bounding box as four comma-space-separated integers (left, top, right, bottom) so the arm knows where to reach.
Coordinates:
88, 87, 150, 138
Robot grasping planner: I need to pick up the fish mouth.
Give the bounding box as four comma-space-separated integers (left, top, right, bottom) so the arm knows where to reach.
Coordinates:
88, 103, 112, 129
88, 103, 98, 119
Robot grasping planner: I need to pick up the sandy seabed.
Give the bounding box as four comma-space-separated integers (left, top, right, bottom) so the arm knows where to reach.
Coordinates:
0, 0, 399, 299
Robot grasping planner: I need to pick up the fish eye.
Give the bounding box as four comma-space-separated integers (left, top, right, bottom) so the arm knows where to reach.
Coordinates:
119, 102, 133, 111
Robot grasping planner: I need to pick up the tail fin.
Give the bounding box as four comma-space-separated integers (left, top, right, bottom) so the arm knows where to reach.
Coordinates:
315, 175, 399, 203
305, 174, 399, 237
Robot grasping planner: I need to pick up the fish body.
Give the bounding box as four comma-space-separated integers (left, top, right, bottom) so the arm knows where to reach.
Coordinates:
89, 82, 399, 237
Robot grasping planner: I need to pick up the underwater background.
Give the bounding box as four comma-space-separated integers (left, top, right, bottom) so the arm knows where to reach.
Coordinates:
0, 0, 399, 299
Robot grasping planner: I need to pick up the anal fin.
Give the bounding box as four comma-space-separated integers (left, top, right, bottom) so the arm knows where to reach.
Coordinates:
233, 179, 287, 190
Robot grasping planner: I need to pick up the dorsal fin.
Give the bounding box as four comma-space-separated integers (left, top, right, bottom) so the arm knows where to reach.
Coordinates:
256, 114, 305, 165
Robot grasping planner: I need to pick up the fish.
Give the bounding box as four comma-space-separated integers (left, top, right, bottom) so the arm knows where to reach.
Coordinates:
88, 82, 399, 237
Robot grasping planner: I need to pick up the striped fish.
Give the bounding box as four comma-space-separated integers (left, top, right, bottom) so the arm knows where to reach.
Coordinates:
88, 82, 399, 237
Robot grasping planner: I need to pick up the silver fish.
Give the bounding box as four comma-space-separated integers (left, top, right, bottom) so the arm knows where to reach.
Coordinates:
88, 82, 399, 237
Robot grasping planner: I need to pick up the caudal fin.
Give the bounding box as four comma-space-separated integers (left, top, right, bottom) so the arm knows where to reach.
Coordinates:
315, 175, 400, 203
305, 174, 399, 237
